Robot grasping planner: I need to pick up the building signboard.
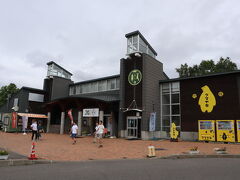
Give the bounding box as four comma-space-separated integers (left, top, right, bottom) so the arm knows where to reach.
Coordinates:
128, 69, 142, 86
83, 108, 99, 117
149, 112, 156, 131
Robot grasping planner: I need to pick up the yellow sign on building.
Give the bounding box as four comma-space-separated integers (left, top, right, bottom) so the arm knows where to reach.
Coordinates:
216, 120, 235, 142
170, 122, 179, 140
198, 85, 216, 113
198, 120, 215, 141
237, 120, 240, 143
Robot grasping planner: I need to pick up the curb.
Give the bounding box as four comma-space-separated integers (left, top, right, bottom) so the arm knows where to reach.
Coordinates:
0, 159, 54, 167
159, 154, 240, 159
1, 154, 240, 167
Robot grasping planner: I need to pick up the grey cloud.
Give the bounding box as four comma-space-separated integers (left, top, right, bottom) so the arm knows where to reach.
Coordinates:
0, 0, 240, 87
72, 70, 96, 83
25, 51, 64, 68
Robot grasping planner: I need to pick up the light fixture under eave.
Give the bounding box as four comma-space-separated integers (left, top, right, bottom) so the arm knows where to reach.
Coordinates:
123, 108, 142, 113
121, 99, 143, 113
12, 106, 19, 111
135, 52, 141, 57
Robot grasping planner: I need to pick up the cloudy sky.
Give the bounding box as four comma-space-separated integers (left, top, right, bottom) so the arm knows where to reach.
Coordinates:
0, 0, 239, 89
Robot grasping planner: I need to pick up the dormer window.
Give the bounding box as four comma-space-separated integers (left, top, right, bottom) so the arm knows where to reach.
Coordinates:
126, 30, 157, 58
47, 61, 72, 79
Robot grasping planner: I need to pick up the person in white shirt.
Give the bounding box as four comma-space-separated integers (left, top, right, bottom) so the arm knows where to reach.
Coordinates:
96, 121, 105, 148
71, 122, 78, 144
30, 119, 38, 141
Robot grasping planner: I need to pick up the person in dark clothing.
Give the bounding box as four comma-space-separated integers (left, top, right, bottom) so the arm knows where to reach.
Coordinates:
37, 122, 44, 140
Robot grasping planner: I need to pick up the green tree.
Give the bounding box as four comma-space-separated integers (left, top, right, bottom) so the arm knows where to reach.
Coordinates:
176, 57, 238, 78
176, 63, 190, 77
0, 83, 19, 107
215, 57, 238, 73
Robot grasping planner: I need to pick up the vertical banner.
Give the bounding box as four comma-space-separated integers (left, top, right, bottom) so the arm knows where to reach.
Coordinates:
149, 112, 156, 131
68, 109, 73, 124
22, 116, 28, 131
12, 112, 17, 128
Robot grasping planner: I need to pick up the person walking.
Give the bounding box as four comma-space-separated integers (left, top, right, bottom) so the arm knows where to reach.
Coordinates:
37, 122, 44, 140
71, 122, 78, 145
30, 119, 38, 141
96, 121, 104, 148
93, 122, 99, 143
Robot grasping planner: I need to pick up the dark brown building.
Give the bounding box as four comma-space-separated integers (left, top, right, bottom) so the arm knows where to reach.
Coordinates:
1, 30, 240, 141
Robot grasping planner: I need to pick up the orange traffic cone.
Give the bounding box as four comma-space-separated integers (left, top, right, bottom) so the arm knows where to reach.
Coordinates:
28, 142, 38, 160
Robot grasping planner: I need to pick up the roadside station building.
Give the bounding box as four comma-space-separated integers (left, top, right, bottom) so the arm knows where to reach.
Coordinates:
1, 31, 240, 141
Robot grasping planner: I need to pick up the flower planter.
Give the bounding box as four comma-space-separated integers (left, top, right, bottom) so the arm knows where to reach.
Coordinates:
215, 151, 227, 154
0, 155, 9, 160
214, 147, 227, 154
189, 150, 200, 155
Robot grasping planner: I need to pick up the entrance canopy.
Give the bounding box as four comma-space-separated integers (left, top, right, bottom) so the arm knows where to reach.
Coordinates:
17, 113, 48, 118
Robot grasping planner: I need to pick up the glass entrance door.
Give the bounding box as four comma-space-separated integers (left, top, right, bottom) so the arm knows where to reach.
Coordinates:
127, 116, 138, 138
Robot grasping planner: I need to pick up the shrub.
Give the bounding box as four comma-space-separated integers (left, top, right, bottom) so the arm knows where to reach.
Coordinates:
190, 146, 198, 151
214, 147, 226, 151
0, 150, 9, 155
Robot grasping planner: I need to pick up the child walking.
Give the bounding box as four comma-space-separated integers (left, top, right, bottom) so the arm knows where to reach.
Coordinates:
71, 122, 78, 145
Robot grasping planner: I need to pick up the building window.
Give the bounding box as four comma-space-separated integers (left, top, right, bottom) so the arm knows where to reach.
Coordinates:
47, 63, 71, 79
127, 35, 138, 54
13, 98, 18, 107
126, 33, 156, 58
82, 84, 90, 93
4, 116, 9, 125
107, 79, 116, 90
160, 82, 180, 136
116, 78, 120, 89
90, 82, 98, 92
98, 80, 107, 92
75, 85, 81, 94
69, 77, 120, 95
69, 86, 74, 95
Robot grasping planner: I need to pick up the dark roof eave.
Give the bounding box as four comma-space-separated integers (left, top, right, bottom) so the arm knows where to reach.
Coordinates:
159, 70, 240, 83
45, 96, 119, 106
70, 74, 120, 86
21, 86, 46, 93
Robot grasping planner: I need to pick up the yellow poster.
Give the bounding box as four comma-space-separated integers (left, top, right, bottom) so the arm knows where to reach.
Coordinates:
170, 122, 179, 140
216, 120, 235, 142
237, 120, 240, 143
198, 120, 215, 141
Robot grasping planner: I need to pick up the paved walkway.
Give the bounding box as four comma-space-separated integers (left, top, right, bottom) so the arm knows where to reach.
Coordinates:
0, 132, 240, 161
